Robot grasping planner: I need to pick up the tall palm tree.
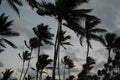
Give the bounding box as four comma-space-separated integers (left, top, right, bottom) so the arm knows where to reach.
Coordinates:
101, 33, 116, 63
0, 13, 19, 52
78, 17, 106, 63
0, 0, 22, 16
18, 50, 31, 80
32, 23, 54, 80
36, 1, 93, 79
35, 54, 52, 80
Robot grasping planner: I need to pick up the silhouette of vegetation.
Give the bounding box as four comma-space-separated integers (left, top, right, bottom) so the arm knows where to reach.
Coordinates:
0, 0, 120, 80
31, 54, 52, 80
36, 0, 96, 79
32, 23, 54, 80
18, 50, 31, 80
0, 13, 19, 52
1, 68, 14, 80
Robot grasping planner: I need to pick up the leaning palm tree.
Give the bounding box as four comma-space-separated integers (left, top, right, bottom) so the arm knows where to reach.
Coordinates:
101, 33, 116, 63
18, 50, 31, 80
78, 17, 106, 63
36, 1, 93, 79
0, 13, 19, 52
32, 23, 54, 80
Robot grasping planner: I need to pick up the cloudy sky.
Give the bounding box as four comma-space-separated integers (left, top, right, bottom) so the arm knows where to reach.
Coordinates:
0, 0, 120, 79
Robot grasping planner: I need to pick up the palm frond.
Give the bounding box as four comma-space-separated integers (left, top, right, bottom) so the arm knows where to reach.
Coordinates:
3, 38, 17, 48
25, 0, 39, 8
0, 0, 2, 5
12, 0, 22, 6
8, 0, 20, 16
90, 28, 106, 33
37, 2, 56, 16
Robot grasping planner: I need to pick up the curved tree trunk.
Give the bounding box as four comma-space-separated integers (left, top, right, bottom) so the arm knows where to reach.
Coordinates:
23, 49, 33, 80
19, 61, 25, 80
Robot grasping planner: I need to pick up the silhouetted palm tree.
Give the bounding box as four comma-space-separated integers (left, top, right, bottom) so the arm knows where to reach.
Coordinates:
0, 0, 22, 16
57, 30, 72, 80
79, 17, 106, 63
101, 33, 116, 63
36, 1, 93, 79
23, 40, 33, 80
61, 56, 70, 80
67, 58, 74, 78
32, 23, 54, 80
78, 57, 96, 80
18, 50, 31, 80
0, 13, 19, 52
31, 54, 52, 80
1, 68, 14, 80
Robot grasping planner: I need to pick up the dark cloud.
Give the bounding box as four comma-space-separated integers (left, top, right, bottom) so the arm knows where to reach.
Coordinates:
0, 62, 4, 67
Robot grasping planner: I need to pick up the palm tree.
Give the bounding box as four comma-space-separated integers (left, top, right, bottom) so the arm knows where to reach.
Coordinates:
36, 1, 93, 79
0, 13, 19, 52
61, 56, 74, 78
18, 50, 31, 80
61, 56, 69, 80
78, 17, 106, 63
57, 30, 72, 80
0, 0, 22, 16
78, 57, 96, 80
1, 68, 14, 80
31, 54, 52, 80
101, 33, 116, 63
32, 23, 54, 80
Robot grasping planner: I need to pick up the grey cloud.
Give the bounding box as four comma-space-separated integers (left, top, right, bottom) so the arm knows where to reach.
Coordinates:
62, 48, 79, 62
0, 62, 4, 67
89, 0, 120, 33
94, 61, 106, 70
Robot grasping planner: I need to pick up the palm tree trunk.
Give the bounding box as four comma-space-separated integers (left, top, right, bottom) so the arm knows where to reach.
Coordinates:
19, 61, 25, 80
68, 68, 70, 78
36, 46, 40, 80
23, 49, 33, 80
108, 49, 111, 62
52, 20, 62, 80
58, 45, 61, 80
86, 39, 89, 63
63, 65, 66, 80
39, 71, 42, 80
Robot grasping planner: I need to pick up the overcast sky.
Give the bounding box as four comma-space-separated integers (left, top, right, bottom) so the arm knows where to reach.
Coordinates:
0, 0, 120, 79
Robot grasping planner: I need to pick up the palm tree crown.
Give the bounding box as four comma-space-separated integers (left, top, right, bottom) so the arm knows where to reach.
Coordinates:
32, 23, 54, 47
